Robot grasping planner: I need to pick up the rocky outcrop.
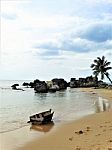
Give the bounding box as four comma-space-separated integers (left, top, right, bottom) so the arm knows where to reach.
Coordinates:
70, 78, 78, 88
52, 78, 68, 90
21, 75, 110, 92
46, 81, 57, 92
11, 84, 24, 91
22, 80, 41, 88
97, 80, 108, 88
29, 82, 35, 88
34, 80, 48, 93
22, 79, 68, 92
11, 84, 19, 89
70, 76, 98, 88
22, 82, 29, 87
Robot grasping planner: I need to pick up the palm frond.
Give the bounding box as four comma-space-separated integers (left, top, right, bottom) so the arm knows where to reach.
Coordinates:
104, 61, 111, 67
90, 56, 112, 84
94, 59, 100, 65
102, 56, 105, 62
90, 64, 95, 68
97, 57, 102, 62
104, 67, 112, 71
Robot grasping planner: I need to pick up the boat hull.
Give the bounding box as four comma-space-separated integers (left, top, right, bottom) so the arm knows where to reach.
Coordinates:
28, 110, 54, 125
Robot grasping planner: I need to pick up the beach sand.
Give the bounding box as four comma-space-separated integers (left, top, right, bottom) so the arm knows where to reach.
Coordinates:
16, 88, 112, 150
80, 87, 112, 101
1, 88, 112, 150
17, 110, 112, 150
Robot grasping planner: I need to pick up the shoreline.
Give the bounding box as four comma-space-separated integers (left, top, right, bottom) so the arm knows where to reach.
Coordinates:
17, 110, 112, 150
79, 87, 112, 100
16, 88, 112, 150
1, 88, 112, 150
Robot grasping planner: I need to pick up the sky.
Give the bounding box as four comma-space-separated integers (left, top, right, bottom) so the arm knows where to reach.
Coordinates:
0, 0, 112, 82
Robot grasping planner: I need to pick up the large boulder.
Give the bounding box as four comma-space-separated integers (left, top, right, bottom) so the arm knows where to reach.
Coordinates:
46, 81, 58, 92
29, 82, 34, 88
70, 78, 78, 88
48, 85, 57, 92
34, 81, 48, 93
22, 82, 29, 87
11, 84, 19, 89
52, 78, 68, 90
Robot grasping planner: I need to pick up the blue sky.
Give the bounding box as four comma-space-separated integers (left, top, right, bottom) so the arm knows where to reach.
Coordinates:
0, 0, 112, 81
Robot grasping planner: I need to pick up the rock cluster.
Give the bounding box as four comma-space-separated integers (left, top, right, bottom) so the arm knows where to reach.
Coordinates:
34, 78, 68, 93
11, 75, 111, 92
69, 76, 98, 88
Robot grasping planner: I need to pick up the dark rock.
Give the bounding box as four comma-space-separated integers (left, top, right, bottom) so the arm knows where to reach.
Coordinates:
67, 82, 70, 87
52, 78, 68, 90
75, 130, 84, 135
11, 84, 24, 91
70, 76, 98, 88
70, 78, 78, 88
34, 79, 40, 84
78, 130, 83, 134
11, 84, 19, 89
97, 81, 108, 88
22, 82, 29, 87
48, 86, 57, 92
70, 78, 76, 82
34, 81, 48, 93
29, 82, 35, 88
46, 81, 59, 92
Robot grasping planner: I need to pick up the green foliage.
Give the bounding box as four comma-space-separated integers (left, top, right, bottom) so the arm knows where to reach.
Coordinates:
91, 56, 112, 84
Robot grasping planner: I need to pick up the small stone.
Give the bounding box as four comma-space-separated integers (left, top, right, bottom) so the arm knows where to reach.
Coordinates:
86, 126, 90, 131
76, 147, 81, 150
69, 137, 73, 141
79, 130, 83, 134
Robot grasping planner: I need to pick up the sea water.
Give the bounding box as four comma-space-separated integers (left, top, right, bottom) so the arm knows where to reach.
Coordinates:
0, 80, 112, 133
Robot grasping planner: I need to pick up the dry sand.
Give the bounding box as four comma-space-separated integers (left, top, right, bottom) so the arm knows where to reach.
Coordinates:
16, 88, 112, 150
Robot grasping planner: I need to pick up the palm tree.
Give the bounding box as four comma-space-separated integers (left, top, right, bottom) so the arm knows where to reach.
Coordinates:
91, 56, 112, 84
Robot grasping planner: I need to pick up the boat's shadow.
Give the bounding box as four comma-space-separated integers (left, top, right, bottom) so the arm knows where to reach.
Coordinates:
30, 121, 54, 133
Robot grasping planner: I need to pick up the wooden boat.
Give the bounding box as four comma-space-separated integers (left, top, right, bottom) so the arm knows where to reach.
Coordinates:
27, 109, 54, 125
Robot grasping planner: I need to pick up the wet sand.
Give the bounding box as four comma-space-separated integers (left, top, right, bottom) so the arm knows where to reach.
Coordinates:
80, 87, 112, 100
1, 88, 112, 150
16, 88, 112, 150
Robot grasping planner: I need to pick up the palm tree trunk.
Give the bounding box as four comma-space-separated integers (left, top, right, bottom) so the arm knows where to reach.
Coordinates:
105, 74, 112, 84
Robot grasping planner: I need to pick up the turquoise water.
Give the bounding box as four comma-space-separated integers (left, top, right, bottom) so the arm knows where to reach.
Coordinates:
0, 80, 112, 133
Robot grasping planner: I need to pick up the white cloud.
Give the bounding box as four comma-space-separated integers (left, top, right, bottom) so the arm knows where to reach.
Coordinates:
0, 0, 112, 81
35, 21, 112, 55
79, 22, 112, 42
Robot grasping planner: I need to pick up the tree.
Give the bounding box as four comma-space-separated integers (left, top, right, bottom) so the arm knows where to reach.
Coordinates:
90, 56, 112, 84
